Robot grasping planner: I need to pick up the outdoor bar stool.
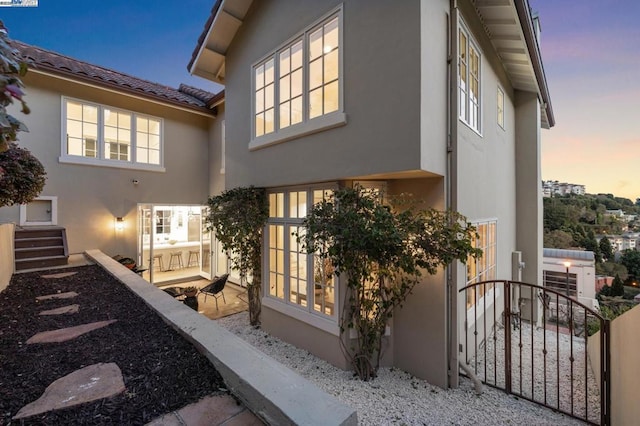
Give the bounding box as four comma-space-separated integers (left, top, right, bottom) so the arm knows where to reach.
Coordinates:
187, 250, 200, 267
150, 253, 164, 272
168, 251, 184, 270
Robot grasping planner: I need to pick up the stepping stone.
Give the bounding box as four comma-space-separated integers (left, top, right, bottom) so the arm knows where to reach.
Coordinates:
13, 363, 125, 420
41, 272, 78, 279
39, 304, 80, 316
36, 291, 79, 301
146, 394, 262, 426
26, 320, 117, 344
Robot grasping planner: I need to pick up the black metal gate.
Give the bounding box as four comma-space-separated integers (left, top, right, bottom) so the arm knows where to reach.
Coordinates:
459, 280, 610, 425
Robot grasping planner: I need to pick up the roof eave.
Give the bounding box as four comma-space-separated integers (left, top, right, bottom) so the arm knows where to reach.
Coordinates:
188, 0, 254, 85
514, 0, 555, 128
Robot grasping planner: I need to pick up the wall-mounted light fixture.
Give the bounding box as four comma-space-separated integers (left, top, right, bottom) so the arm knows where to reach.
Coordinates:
115, 217, 125, 231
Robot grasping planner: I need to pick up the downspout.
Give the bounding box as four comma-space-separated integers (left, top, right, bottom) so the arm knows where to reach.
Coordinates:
446, 0, 460, 388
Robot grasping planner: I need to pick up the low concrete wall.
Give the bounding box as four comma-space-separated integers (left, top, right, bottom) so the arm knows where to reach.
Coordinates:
85, 249, 357, 426
0, 223, 15, 291
588, 304, 640, 425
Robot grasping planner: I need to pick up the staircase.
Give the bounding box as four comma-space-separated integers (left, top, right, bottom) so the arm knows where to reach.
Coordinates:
14, 226, 69, 271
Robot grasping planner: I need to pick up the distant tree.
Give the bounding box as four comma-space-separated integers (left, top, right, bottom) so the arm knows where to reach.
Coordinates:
596, 261, 628, 281
599, 236, 614, 261
610, 274, 625, 297
543, 230, 574, 249
620, 249, 640, 280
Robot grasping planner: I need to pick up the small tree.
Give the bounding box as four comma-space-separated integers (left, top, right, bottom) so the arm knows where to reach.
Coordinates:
610, 273, 624, 297
0, 21, 46, 206
205, 187, 268, 326
301, 186, 480, 380
599, 236, 614, 262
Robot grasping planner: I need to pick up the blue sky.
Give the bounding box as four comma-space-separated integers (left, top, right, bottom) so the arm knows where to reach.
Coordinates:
3, 1, 639, 200
1, 0, 221, 92
531, 0, 640, 200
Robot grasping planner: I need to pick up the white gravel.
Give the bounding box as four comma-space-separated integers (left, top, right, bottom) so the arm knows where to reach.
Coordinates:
217, 312, 587, 425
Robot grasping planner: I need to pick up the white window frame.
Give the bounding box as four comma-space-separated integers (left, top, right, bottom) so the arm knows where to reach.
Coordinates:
465, 219, 498, 326
60, 97, 165, 172
458, 21, 482, 134
263, 184, 340, 335
249, 7, 346, 151
497, 86, 505, 129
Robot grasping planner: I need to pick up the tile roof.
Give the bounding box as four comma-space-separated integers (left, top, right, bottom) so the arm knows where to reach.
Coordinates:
187, 0, 223, 74
12, 40, 218, 115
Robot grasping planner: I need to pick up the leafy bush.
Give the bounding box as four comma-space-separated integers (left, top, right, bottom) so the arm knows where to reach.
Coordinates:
300, 186, 480, 380
0, 145, 45, 207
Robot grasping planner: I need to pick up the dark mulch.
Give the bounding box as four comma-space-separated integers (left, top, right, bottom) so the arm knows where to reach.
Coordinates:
0, 265, 226, 425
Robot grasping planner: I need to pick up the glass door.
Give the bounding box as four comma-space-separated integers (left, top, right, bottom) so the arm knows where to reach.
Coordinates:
138, 204, 154, 283
200, 206, 213, 280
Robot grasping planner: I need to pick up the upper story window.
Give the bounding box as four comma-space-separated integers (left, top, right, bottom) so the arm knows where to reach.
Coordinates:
250, 9, 345, 150
459, 23, 481, 133
62, 98, 163, 171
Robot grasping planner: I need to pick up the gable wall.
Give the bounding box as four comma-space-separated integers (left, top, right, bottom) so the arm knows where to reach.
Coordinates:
223, 0, 424, 189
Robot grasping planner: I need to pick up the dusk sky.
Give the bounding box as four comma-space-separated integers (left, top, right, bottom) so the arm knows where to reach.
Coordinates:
2, 1, 638, 200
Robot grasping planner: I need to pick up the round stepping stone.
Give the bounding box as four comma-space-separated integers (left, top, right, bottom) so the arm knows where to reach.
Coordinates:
13, 363, 126, 420
36, 291, 79, 301
26, 320, 117, 344
39, 304, 80, 316
41, 272, 78, 279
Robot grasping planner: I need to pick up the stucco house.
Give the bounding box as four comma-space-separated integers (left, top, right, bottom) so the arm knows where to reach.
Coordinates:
0, 41, 227, 284
542, 248, 597, 307
188, 0, 554, 388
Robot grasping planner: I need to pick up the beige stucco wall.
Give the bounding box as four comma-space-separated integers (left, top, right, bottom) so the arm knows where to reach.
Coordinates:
0, 223, 15, 291
0, 72, 216, 258
588, 304, 640, 425
223, 0, 430, 190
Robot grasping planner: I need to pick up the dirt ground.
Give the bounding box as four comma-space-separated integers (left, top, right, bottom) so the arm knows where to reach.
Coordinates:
0, 265, 227, 425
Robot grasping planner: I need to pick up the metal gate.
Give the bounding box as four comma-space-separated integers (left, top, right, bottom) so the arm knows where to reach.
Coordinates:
459, 280, 610, 425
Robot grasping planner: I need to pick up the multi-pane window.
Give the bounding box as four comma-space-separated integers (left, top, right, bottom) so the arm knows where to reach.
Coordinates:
104, 108, 131, 161
497, 87, 505, 129
136, 117, 161, 165
266, 188, 336, 317
466, 221, 497, 310
253, 12, 341, 139
63, 98, 162, 167
459, 24, 481, 132
155, 210, 171, 236
66, 101, 98, 158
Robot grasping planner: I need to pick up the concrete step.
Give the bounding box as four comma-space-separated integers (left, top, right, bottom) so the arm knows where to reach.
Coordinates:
15, 237, 64, 249
15, 245, 66, 259
15, 255, 69, 271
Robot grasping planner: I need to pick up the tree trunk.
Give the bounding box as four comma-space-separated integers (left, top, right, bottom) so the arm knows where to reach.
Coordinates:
248, 283, 261, 326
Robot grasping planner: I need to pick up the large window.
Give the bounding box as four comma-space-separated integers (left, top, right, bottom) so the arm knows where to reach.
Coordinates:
459, 23, 481, 132
265, 187, 336, 319
466, 221, 497, 310
251, 9, 343, 149
62, 98, 163, 169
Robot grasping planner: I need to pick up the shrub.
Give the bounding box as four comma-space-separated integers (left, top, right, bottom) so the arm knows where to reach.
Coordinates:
0, 145, 45, 207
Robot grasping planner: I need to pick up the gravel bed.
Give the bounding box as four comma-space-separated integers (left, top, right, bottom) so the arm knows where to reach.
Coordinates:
217, 312, 586, 425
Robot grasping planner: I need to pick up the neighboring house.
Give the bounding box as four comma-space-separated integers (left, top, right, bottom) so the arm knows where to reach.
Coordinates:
0, 41, 227, 284
542, 248, 596, 306
598, 233, 637, 253
188, 0, 554, 388
541, 180, 585, 197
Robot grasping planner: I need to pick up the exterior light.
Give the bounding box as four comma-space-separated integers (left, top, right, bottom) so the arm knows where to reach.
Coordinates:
563, 261, 571, 268
115, 217, 124, 231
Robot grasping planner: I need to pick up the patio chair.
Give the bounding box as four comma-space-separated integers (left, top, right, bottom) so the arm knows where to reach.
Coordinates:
198, 274, 229, 310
